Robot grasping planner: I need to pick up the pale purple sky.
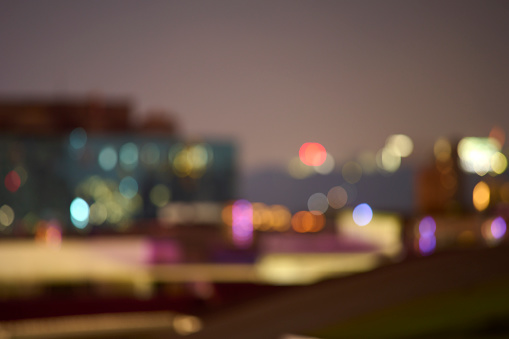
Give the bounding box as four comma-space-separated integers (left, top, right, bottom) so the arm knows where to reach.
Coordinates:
1, 1, 509, 173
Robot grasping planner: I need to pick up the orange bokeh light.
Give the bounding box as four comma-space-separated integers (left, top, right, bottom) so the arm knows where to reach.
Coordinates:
299, 143, 327, 166
291, 211, 325, 233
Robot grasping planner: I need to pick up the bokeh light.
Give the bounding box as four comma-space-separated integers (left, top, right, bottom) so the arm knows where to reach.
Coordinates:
307, 193, 328, 215
89, 202, 108, 225
418, 216, 436, 255
342, 161, 363, 184
299, 143, 327, 166
327, 186, 348, 209
170, 143, 212, 178
141, 143, 161, 166
0, 205, 15, 227
288, 157, 315, 179
119, 142, 139, 171
119, 176, 138, 199
150, 184, 171, 207
173, 315, 202, 336
458, 137, 500, 175
70, 197, 90, 229
4, 170, 21, 192
291, 211, 325, 233
357, 151, 377, 175
473, 181, 490, 212
489, 126, 505, 148
69, 127, 87, 149
418, 216, 436, 237
386, 134, 413, 157
314, 153, 335, 175
376, 147, 401, 173
490, 152, 507, 175
232, 200, 253, 248
98, 146, 118, 171
491, 217, 506, 239
434, 138, 452, 162
352, 203, 373, 226
14, 166, 28, 186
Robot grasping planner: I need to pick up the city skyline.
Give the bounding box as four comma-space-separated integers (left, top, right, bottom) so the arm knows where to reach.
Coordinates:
1, 1, 509, 173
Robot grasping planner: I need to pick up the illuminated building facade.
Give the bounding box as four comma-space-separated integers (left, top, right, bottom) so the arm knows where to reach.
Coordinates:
0, 99, 236, 235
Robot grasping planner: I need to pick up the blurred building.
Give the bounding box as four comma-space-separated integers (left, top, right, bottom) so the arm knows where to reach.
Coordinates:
0, 97, 236, 236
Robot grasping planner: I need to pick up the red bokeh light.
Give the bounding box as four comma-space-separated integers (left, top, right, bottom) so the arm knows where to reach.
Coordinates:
299, 143, 327, 166
4, 171, 21, 193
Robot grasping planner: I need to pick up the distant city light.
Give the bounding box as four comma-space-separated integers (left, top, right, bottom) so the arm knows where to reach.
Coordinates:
307, 193, 328, 215
98, 146, 118, 171
288, 157, 314, 179
4, 170, 21, 192
299, 142, 327, 166
490, 152, 508, 175
119, 142, 139, 171
491, 217, 506, 240
150, 184, 171, 207
473, 181, 490, 212
69, 127, 87, 149
386, 134, 413, 157
0, 205, 15, 227
119, 176, 138, 199
457, 137, 501, 175
89, 202, 108, 225
489, 126, 505, 148
70, 197, 90, 229
357, 151, 377, 175
377, 147, 401, 173
418, 216, 436, 255
434, 138, 452, 162
232, 200, 253, 248
314, 153, 335, 175
418, 216, 436, 237
327, 186, 348, 209
14, 166, 28, 185
140, 143, 161, 166
291, 211, 325, 233
352, 203, 373, 226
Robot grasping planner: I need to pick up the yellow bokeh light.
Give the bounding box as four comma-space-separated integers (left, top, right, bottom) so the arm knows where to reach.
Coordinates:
376, 147, 401, 173
288, 157, 314, 179
173, 315, 202, 335
490, 152, 508, 175
314, 153, 335, 175
473, 181, 490, 211
357, 151, 377, 175
386, 134, 413, 157
0, 205, 15, 227
434, 138, 452, 162
89, 202, 108, 225
150, 184, 171, 207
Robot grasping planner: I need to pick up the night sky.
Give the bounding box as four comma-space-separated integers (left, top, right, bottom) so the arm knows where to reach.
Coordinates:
1, 1, 509, 173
